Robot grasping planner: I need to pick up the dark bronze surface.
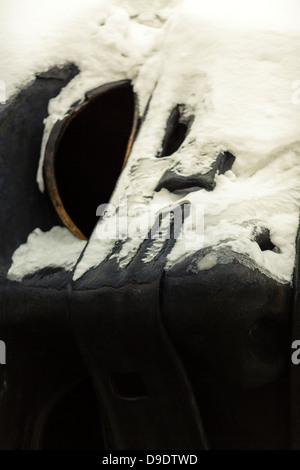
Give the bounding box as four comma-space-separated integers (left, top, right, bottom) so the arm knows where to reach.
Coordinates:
0, 67, 297, 449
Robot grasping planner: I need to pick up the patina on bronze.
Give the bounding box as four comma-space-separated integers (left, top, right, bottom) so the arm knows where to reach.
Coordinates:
43, 80, 139, 240
0, 64, 299, 450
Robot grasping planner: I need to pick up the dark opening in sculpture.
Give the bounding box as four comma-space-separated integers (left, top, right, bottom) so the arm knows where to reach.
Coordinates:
44, 81, 137, 239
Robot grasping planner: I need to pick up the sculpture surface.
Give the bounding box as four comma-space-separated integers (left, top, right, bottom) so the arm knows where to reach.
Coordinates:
1, 0, 300, 450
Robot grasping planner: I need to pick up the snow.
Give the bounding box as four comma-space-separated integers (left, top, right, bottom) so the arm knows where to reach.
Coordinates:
2, 0, 300, 284
7, 227, 86, 281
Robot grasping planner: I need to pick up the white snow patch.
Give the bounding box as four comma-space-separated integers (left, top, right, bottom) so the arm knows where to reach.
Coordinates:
75, 4, 300, 283
197, 253, 218, 271
166, 145, 300, 283
3, 0, 300, 284
7, 227, 86, 281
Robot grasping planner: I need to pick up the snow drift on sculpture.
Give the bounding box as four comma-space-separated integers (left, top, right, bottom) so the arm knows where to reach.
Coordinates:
2, 0, 300, 285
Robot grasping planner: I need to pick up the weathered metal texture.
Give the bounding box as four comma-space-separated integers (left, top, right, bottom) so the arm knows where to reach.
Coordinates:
0, 64, 78, 278
162, 250, 291, 449
0, 64, 89, 449
291, 225, 300, 449
70, 208, 209, 450
44, 80, 138, 240
0, 67, 296, 449
69, 226, 291, 449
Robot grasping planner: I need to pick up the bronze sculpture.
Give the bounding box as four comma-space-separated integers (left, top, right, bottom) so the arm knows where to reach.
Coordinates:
0, 59, 298, 450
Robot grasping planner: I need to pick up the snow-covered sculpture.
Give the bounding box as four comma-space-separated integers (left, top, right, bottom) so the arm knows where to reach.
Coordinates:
1, 0, 300, 450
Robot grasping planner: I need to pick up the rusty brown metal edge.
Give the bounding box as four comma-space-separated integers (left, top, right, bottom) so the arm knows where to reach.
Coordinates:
43, 80, 139, 241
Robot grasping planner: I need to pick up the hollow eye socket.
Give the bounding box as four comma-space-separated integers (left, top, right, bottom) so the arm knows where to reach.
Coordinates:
44, 80, 137, 240
158, 104, 194, 158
